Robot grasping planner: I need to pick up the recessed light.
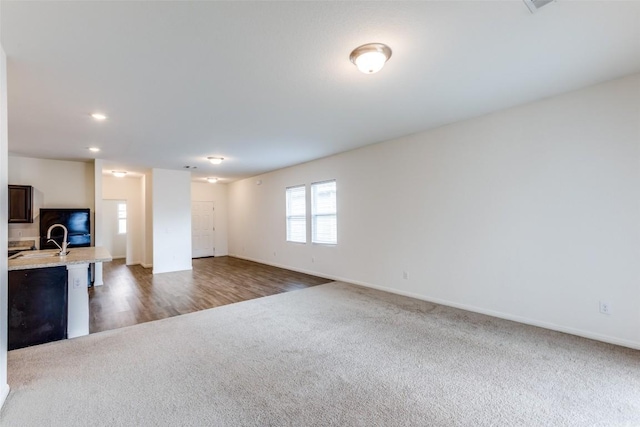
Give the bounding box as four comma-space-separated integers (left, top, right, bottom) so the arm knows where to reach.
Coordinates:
88, 147, 100, 152
207, 157, 224, 165
112, 171, 127, 178
91, 113, 107, 121
206, 177, 218, 184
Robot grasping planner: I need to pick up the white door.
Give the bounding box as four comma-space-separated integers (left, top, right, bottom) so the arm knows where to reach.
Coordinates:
192, 201, 215, 258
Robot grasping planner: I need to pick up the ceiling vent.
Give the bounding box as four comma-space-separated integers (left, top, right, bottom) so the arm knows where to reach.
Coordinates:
523, 0, 554, 13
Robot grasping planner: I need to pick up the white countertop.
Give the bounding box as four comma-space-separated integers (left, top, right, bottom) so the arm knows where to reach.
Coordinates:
8, 247, 112, 271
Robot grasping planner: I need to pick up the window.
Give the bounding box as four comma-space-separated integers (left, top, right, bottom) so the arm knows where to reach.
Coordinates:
286, 185, 306, 243
118, 203, 127, 234
311, 180, 337, 244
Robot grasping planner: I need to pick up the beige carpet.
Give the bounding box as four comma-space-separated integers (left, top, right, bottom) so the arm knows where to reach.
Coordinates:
1, 282, 639, 426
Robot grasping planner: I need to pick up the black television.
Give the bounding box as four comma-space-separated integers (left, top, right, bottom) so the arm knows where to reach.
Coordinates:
39, 208, 91, 249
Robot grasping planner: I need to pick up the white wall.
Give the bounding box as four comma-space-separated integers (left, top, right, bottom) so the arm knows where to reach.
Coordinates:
8, 156, 94, 208
93, 158, 103, 286
191, 182, 229, 256
143, 173, 153, 268
0, 39, 10, 408
228, 73, 640, 349
103, 175, 144, 265
102, 200, 127, 259
7, 156, 95, 245
152, 169, 192, 274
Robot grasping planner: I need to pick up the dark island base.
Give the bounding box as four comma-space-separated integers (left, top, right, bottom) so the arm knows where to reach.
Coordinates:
8, 266, 68, 350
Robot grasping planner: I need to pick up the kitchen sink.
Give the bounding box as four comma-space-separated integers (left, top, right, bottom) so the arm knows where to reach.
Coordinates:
10, 250, 70, 260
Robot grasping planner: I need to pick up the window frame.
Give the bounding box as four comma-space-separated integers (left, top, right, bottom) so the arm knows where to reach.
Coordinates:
117, 202, 127, 235
285, 184, 307, 243
311, 179, 337, 245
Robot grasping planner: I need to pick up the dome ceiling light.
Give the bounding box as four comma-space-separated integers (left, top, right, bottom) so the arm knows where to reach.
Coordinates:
112, 171, 127, 178
207, 157, 224, 165
523, 0, 554, 13
206, 177, 219, 184
349, 43, 392, 74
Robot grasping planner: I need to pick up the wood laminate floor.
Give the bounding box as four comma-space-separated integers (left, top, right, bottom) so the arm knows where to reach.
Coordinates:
89, 256, 331, 333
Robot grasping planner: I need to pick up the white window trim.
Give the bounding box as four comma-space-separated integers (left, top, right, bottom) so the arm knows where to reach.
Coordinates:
286, 184, 307, 243
117, 203, 127, 235
311, 179, 337, 245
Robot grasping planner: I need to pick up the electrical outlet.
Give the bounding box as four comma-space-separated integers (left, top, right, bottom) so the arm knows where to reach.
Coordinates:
311, 257, 315, 263
402, 271, 409, 280
273, 251, 276, 256
599, 301, 612, 315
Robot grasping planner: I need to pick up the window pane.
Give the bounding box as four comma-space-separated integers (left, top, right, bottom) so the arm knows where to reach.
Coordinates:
118, 218, 127, 234
286, 185, 306, 243
287, 217, 306, 243
312, 215, 336, 244
312, 181, 336, 215
311, 180, 337, 244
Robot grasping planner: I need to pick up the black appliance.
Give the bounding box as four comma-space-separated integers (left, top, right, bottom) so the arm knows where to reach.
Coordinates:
39, 208, 91, 249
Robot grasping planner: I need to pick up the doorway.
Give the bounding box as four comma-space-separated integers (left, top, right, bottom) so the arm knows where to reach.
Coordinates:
192, 201, 215, 258
103, 200, 127, 260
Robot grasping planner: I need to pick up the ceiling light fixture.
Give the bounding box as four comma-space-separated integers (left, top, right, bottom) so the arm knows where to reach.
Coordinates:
523, 0, 554, 13
207, 157, 224, 165
206, 177, 219, 184
112, 171, 127, 178
349, 43, 392, 74
91, 113, 107, 121
88, 147, 100, 152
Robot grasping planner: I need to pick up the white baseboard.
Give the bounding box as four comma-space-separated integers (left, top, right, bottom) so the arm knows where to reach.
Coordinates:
0, 383, 10, 410
356, 282, 640, 351
229, 254, 640, 350
152, 266, 192, 275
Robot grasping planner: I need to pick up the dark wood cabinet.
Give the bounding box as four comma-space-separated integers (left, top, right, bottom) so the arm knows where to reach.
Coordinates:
8, 267, 68, 350
8, 185, 33, 223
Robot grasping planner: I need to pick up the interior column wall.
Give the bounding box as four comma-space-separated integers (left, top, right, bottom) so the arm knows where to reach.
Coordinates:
152, 169, 192, 274
143, 173, 153, 268
93, 158, 103, 285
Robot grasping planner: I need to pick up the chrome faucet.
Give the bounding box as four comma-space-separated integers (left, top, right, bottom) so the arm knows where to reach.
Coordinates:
46, 223, 69, 256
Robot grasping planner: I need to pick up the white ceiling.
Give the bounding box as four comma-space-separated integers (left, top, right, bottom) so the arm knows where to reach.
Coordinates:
2, 1, 640, 182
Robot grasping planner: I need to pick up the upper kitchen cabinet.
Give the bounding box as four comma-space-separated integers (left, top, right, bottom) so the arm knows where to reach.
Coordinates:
8, 185, 41, 223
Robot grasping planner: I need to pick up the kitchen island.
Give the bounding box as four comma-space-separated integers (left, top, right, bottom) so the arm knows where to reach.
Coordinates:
8, 247, 112, 349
